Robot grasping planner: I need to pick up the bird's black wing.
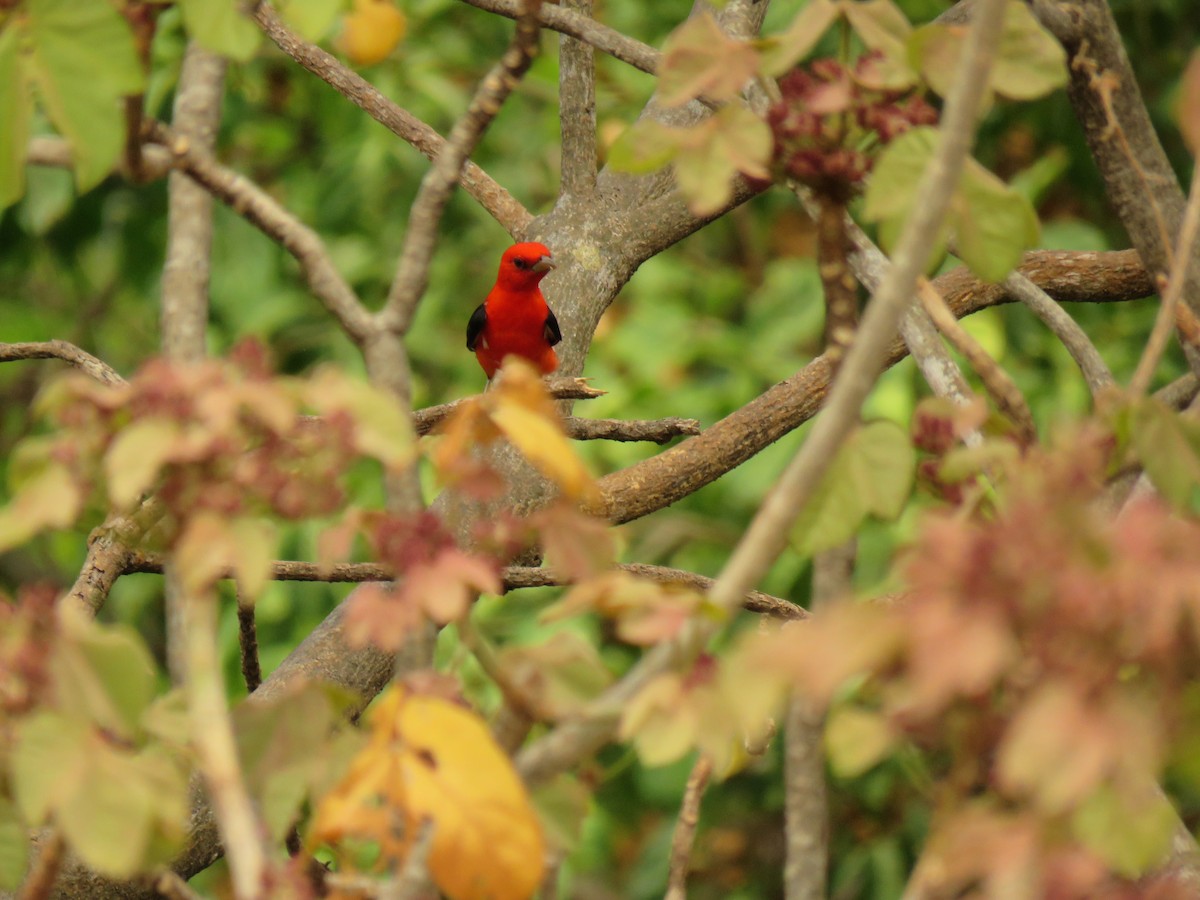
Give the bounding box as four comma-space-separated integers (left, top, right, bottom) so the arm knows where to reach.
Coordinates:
544, 307, 562, 347
466, 303, 488, 351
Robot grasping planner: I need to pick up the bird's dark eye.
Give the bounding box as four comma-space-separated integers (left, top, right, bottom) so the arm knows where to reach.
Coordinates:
513, 257, 530, 270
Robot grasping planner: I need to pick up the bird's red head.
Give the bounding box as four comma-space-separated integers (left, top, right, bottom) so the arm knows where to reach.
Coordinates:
496, 242, 555, 290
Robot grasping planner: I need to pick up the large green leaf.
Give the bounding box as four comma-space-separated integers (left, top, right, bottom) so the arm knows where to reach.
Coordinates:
26, 0, 145, 191
178, 0, 261, 62
12, 712, 92, 825
991, 0, 1067, 101
792, 420, 915, 556
1132, 398, 1200, 509
0, 23, 33, 210
955, 158, 1040, 283
276, 0, 343, 42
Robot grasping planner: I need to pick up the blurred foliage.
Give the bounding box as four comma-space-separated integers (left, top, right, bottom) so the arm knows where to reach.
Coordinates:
0, 0, 1197, 896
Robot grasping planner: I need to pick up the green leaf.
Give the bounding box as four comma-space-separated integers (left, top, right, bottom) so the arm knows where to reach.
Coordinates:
105, 418, 182, 508
1132, 398, 1200, 508
657, 12, 760, 107
229, 517, 277, 601
0, 797, 28, 891
844, 420, 916, 519
0, 22, 33, 210
791, 420, 915, 556
825, 706, 895, 778
954, 158, 1039, 283
12, 712, 91, 825
532, 775, 592, 853
54, 609, 159, 739
606, 120, 680, 175
1072, 784, 1175, 878
0, 461, 83, 553
177, 0, 261, 62
862, 125, 936, 222
991, 0, 1067, 101
843, 0, 911, 57
276, 0, 343, 42
756, 0, 839, 77
910, 2, 1065, 102
672, 107, 772, 217
234, 682, 350, 840
26, 0, 145, 191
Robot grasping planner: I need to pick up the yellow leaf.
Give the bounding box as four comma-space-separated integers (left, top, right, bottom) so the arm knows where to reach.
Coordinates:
487, 364, 598, 503
228, 517, 277, 601
0, 462, 82, 552
310, 687, 545, 900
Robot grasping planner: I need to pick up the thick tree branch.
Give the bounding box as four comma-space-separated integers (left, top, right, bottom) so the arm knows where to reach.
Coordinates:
253, 2, 531, 236
145, 121, 375, 344
557, 0, 598, 198
161, 43, 225, 364
379, 0, 545, 335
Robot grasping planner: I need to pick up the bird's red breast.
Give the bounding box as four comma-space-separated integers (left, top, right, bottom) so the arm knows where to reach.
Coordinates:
466, 242, 562, 380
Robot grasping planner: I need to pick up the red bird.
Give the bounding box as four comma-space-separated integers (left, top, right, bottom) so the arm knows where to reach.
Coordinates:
466, 242, 562, 380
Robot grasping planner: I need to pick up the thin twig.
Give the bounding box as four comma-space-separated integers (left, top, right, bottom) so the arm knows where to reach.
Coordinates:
161, 42, 226, 364
1131, 170, 1200, 394
915, 276, 1037, 442
664, 755, 713, 900
0, 340, 125, 386
558, 0, 598, 198
1005, 270, 1114, 394
237, 592, 263, 693
144, 120, 375, 344
27, 135, 173, 180
380, 0, 546, 335
517, 0, 1008, 790
460, 0, 658, 75
18, 827, 64, 900
253, 2, 531, 237
120, 554, 803, 620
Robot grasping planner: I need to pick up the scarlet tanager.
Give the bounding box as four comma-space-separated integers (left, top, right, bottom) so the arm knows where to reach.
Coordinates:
466, 242, 562, 380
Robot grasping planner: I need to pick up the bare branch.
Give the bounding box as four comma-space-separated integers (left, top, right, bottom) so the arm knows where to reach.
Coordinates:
379, 0, 546, 335
161, 43, 226, 364
144, 120, 375, 344
460, 0, 658, 76
236, 592, 263, 693
1005, 270, 1114, 394
154, 871, 205, 900
664, 755, 713, 900
0, 340, 125, 386
253, 3, 531, 236
1131, 171, 1200, 394
557, 0, 598, 198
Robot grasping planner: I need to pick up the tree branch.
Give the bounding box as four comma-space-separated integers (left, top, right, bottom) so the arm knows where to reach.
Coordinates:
557, 0, 598, 198
379, 0, 545, 335
1005, 270, 1114, 394
664, 754, 713, 900
160, 43, 225, 364
0, 341, 125, 386
459, 0, 658, 75
253, 2, 531, 236
144, 120, 375, 344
